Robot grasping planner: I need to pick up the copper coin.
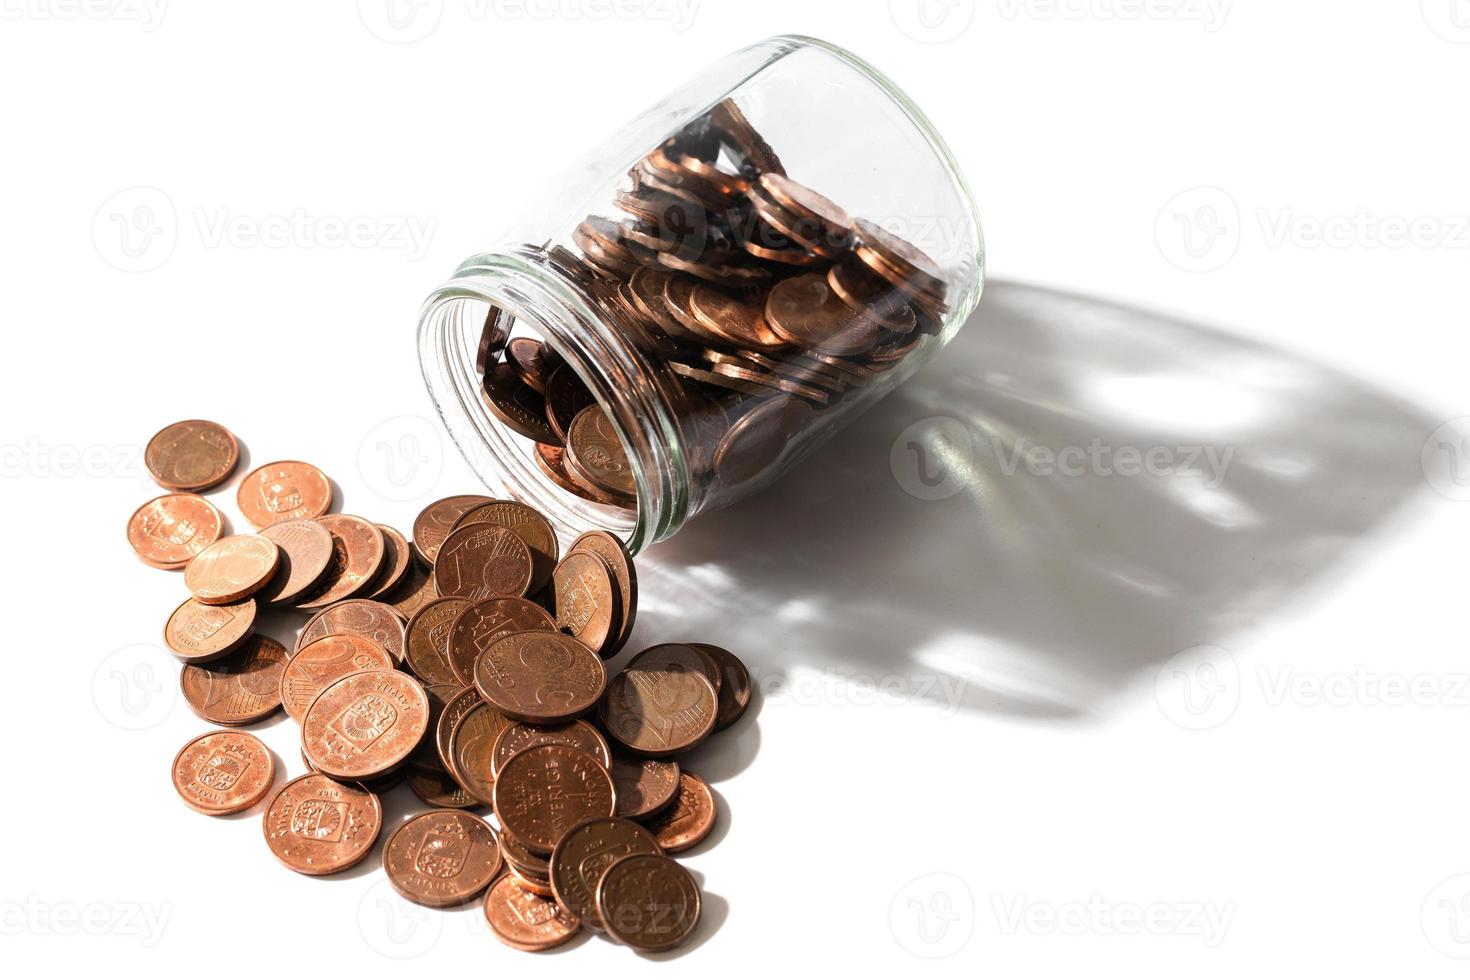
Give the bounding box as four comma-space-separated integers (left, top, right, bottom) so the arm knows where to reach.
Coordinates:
145, 419, 239, 492
405, 596, 471, 687
412, 494, 493, 566
690, 643, 751, 730
550, 817, 663, 931
765, 272, 882, 355
180, 634, 287, 726
164, 596, 255, 664
567, 531, 638, 654
437, 686, 483, 772
297, 598, 406, 662
474, 631, 607, 724
127, 493, 224, 569
597, 853, 700, 952
629, 642, 722, 693
827, 259, 918, 333
455, 500, 559, 595
565, 405, 636, 499
435, 523, 533, 601
255, 518, 334, 604
262, 772, 382, 876
712, 396, 813, 488
500, 828, 552, 885
624, 267, 685, 338
477, 306, 513, 375
448, 699, 513, 805
507, 337, 556, 394
172, 730, 275, 815
483, 874, 580, 952
482, 362, 562, 446
544, 365, 598, 444
611, 755, 681, 820
410, 682, 464, 771
408, 766, 481, 810
551, 551, 618, 658
709, 97, 784, 175
852, 216, 947, 299
689, 282, 787, 351
492, 744, 616, 854
236, 460, 333, 528
708, 360, 829, 404
641, 771, 716, 854
368, 524, 413, 598
295, 515, 386, 609
446, 596, 558, 688
669, 359, 772, 399
491, 720, 611, 778
383, 809, 502, 907
383, 560, 437, 620
759, 173, 853, 248
601, 660, 717, 758
536, 443, 631, 509
301, 669, 430, 780
279, 633, 394, 722
184, 534, 280, 605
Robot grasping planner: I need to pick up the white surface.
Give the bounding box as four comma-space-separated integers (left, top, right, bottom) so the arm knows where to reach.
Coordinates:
3, 3, 1470, 976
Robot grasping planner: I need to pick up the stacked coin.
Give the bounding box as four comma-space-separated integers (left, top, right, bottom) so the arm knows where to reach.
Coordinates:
132, 429, 748, 954
472, 96, 949, 505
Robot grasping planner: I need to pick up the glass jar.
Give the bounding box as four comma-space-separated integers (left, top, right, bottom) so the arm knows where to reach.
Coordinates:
418, 34, 983, 554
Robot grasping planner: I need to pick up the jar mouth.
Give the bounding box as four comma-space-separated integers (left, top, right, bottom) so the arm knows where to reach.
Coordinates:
417, 246, 687, 555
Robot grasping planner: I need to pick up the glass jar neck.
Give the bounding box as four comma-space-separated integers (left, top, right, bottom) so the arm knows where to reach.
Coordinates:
417, 245, 689, 554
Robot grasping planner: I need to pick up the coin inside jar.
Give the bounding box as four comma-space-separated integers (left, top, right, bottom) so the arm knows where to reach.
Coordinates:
301, 669, 430, 780
180, 634, 286, 726
163, 596, 255, 664
127, 493, 224, 569
255, 518, 335, 604
145, 419, 239, 492
171, 730, 276, 816
235, 460, 333, 528
564, 405, 637, 500
483, 874, 580, 952
279, 633, 394, 722
550, 817, 663, 931
262, 772, 382, 876
492, 744, 616, 854
601, 657, 718, 757
473, 631, 607, 724
596, 853, 701, 952
435, 523, 534, 601
295, 515, 386, 609
551, 550, 619, 657
491, 720, 611, 778
383, 809, 502, 907
184, 534, 280, 605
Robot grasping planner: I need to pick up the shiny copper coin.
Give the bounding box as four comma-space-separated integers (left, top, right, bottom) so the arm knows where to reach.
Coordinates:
544, 365, 597, 444
507, 337, 557, 394
262, 772, 382, 876
500, 828, 553, 885
629, 643, 721, 693
455, 500, 559, 595
492, 744, 616, 854
127, 493, 224, 569
404, 596, 470, 687
408, 766, 481, 810
483, 873, 580, 952
255, 518, 334, 604
409, 682, 463, 771
690, 643, 751, 730
474, 631, 607, 724
656, 249, 768, 289
641, 771, 716, 853
446, 596, 558, 688
436, 686, 482, 773
567, 530, 638, 653
759, 173, 853, 248
828, 259, 918, 333
163, 596, 255, 664
491, 720, 611, 778
601, 659, 718, 757
301, 669, 430, 780
597, 853, 701, 952
477, 306, 513, 375
145, 419, 239, 492
448, 699, 514, 805
184, 534, 280, 605
295, 515, 386, 609
668, 360, 771, 399
565, 405, 636, 499
279, 633, 394, 722
611, 755, 681, 820
180, 634, 287, 726
765, 272, 883, 355
383, 809, 502, 907
552, 551, 619, 657
435, 523, 533, 601
550, 817, 663, 930
689, 281, 787, 351
536, 443, 610, 504
367, 524, 413, 598
712, 396, 813, 489
708, 361, 829, 404
236, 460, 333, 528
412, 494, 493, 566
852, 216, 947, 299
172, 730, 275, 815
383, 560, 437, 620
297, 598, 406, 662
709, 97, 784, 175
483, 362, 562, 445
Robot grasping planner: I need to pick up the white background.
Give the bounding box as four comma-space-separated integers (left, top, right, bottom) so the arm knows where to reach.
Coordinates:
3, 1, 1470, 976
